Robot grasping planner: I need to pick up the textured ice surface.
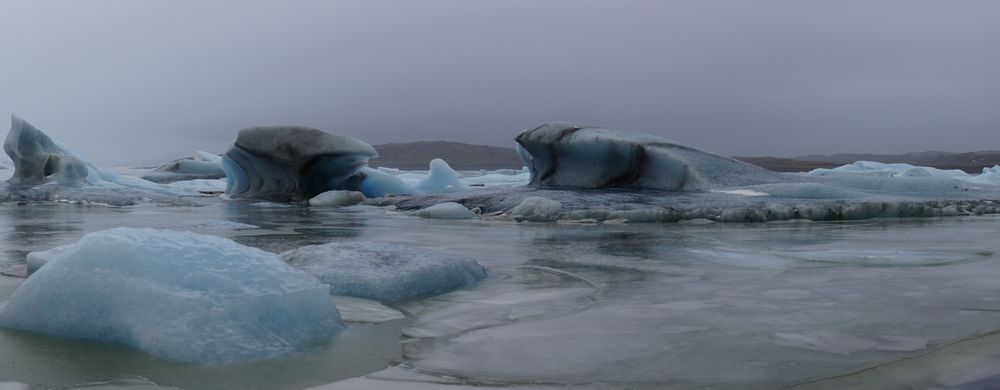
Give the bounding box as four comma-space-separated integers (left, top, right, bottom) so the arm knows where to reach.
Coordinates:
309, 190, 366, 207
25, 244, 72, 275
308, 366, 612, 390
0, 228, 343, 363
0, 382, 28, 390
221, 126, 377, 201
509, 196, 561, 222
142, 151, 225, 183
414, 159, 468, 193
413, 202, 477, 219
515, 122, 795, 191
0, 117, 191, 206
281, 241, 487, 301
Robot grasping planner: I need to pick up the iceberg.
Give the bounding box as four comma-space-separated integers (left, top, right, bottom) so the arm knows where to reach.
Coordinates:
221, 126, 378, 202
0, 116, 192, 206
142, 151, 225, 183
515, 122, 795, 191
281, 241, 487, 301
0, 228, 343, 363
352, 167, 418, 198
414, 158, 469, 193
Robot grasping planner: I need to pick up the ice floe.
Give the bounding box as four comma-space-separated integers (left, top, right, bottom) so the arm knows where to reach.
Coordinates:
281, 241, 487, 301
0, 228, 343, 363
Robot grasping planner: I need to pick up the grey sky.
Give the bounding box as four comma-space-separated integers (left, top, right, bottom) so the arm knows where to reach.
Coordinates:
1, 0, 998, 165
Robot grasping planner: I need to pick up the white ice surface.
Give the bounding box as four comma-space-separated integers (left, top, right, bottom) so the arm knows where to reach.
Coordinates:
0, 228, 343, 363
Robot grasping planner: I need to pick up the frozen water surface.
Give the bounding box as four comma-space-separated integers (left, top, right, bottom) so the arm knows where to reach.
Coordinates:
2, 200, 1000, 389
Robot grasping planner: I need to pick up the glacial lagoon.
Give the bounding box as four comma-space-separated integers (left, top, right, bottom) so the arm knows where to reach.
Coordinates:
3, 197, 1000, 389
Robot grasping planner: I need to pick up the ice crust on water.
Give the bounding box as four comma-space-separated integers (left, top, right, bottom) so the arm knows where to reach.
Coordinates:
63, 376, 182, 390
0, 383, 28, 390
309, 190, 366, 207
281, 241, 487, 301
515, 122, 795, 191
413, 202, 478, 219
0, 228, 343, 363
141, 151, 225, 183
414, 158, 469, 193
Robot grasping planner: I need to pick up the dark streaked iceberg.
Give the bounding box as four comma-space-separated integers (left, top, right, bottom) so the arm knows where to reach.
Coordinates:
221, 126, 378, 201
515, 122, 795, 191
142, 151, 225, 183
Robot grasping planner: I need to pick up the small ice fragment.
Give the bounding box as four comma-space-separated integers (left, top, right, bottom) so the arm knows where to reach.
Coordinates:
309, 190, 366, 207
413, 202, 477, 219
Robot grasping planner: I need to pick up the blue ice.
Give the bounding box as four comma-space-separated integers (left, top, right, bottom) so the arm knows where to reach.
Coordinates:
281, 241, 487, 302
0, 228, 343, 363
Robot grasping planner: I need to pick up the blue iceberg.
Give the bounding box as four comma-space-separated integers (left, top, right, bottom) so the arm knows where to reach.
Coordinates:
0, 228, 343, 363
1, 116, 191, 205
281, 241, 487, 301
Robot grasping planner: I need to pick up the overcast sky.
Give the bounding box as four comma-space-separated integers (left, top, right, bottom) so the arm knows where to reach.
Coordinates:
1, 0, 998, 164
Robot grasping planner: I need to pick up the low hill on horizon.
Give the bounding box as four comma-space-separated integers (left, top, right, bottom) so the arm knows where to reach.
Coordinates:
371, 141, 524, 170
369, 141, 1000, 173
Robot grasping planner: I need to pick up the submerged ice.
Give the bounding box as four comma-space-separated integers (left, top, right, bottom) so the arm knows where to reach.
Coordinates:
0, 228, 343, 363
281, 241, 487, 301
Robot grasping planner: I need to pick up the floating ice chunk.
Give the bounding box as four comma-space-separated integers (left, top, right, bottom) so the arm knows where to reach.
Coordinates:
142, 151, 225, 183
354, 167, 419, 198
332, 296, 405, 323
309, 190, 366, 207
281, 241, 487, 301
510, 196, 561, 222
515, 122, 794, 191
415, 159, 468, 193
413, 202, 477, 219
0, 228, 343, 363
221, 126, 377, 201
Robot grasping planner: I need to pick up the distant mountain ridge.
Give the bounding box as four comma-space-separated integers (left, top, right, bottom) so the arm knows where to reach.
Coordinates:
370, 141, 524, 170
369, 141, 1000, 173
